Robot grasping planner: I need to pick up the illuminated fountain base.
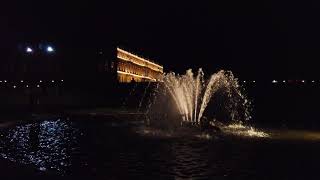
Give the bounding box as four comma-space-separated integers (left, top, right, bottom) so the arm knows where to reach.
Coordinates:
146, 68, 252, 133
138, 122, 269, 140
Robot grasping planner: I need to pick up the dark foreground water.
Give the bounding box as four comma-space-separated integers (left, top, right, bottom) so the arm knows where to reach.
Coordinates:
0, 117, 319, 180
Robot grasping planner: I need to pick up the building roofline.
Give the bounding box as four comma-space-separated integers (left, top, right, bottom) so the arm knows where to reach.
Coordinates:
117, 47, 163, 69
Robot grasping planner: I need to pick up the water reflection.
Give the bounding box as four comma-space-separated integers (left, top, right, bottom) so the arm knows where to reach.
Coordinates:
0, 119, 80, 173
171, 140, 210, 179
1, 118, 318, 179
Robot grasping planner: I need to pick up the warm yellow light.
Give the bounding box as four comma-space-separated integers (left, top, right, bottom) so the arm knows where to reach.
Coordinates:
224, 123, 269, 138
117, 55, 163, 73
117, 48, 163, 69
117, 70, 157, 81
116, 47, 164, 83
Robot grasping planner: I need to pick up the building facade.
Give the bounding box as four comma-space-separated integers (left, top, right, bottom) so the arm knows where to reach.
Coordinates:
116, 48, 163, 83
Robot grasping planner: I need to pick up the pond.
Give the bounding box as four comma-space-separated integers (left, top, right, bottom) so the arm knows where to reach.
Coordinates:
0, 118, 319, 179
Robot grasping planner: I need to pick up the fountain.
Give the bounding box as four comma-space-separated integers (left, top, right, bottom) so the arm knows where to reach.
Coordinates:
146, 68, 251, 131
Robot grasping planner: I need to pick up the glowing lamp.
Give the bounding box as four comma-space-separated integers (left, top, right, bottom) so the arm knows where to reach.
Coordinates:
26, 47, 33, 53
47, 46, 54, 53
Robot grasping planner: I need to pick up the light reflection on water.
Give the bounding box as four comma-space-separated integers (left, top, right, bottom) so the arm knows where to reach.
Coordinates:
1, 118, 320, 179
222, 123, 270, 138
0, 119, 80, 173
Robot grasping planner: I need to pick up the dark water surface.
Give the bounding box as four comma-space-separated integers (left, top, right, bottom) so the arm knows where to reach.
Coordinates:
0, 117, 319, 180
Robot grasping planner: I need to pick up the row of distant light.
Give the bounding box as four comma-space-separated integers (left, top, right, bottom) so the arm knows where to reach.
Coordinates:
12, 85, 40, 88
241, 80, 318, 83
0, 80, 63, 83
25, 46, 55, 53
0, 80, 64, 88
4, 84, 55, 89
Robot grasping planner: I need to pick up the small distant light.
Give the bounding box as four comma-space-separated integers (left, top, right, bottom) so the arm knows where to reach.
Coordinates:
4, 80, 7, 83
252, 80, 255, 83
52, 80, 55, 83
26, 85, 29, 88
0, 81, 2, 83
26, 47, 33, 53
61, 79, 64, 82
302, 80, 305, 83
13, 85, 16, 88
39, 80, 42, 83
312, 80, 315, 83
47, 46, 54, 53
272, 80, 277, 83
37, 85, 40, 88
283, 80, 286, 83
243, 80, 246, 83
21, 80, 24, 83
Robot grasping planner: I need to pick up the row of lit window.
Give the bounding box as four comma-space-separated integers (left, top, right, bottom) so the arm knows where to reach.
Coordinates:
118, 63, 147, 77
117, 53, 163, 73
118, 61, 162, 79
118, 75, 143, 83
117, 49, 164, 72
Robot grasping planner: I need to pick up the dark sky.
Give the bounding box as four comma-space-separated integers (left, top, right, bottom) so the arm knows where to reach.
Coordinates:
1, 0, 320, 79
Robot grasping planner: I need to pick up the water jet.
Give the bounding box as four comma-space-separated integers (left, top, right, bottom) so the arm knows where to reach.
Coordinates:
146, 68, 251, 132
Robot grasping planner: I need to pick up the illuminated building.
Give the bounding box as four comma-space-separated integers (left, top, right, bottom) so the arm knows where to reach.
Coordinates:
116, 48, 163, 83
0, 43, 163, 107
0, 44, 163, 87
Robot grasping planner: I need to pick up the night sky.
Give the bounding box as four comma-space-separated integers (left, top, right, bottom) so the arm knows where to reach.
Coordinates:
1, 0, 320, 79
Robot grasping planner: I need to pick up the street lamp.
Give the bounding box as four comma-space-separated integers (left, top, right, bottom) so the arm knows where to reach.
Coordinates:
46, 46, 54, 53
26, 47, 33, 53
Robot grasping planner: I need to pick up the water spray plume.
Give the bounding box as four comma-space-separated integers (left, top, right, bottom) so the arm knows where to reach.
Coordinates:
148, 68, 251, 126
